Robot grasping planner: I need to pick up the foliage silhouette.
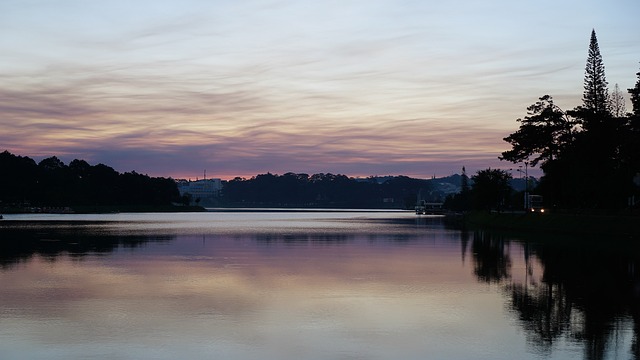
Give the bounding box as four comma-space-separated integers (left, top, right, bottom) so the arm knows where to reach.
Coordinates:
0, 151, 180, 210
222, 173, 434, 208
581, 29, 610, 118
502, 30, 640, 209
471, 168, 512, 211
500, 95, 575, 168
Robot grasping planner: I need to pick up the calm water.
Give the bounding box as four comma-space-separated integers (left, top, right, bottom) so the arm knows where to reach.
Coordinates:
1, 211, 639, 360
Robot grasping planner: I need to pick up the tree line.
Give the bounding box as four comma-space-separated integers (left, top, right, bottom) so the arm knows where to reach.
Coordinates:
222, 173, 436, 208
464, 29, 640, 211
0, 151, 446, 210
443, 166, 519, 212
417, 29, 640, 213
501, 30, 640, 209
0, 151, 179, 210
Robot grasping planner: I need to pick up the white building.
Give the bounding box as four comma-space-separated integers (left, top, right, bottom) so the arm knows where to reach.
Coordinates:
176, 178, 222, 200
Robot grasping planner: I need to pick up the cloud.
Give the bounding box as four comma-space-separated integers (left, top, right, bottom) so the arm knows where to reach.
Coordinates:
0, 50, 544, 179
1, 0, 638, 179
12, 114, 509, 180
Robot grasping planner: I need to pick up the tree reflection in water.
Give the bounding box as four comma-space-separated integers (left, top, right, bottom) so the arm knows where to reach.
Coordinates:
0, 223, 174, 268
472, 230, 511, 283
469, 230, 640, 360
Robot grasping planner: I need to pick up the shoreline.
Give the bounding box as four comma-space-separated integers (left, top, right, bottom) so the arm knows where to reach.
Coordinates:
460, 211, 640, 238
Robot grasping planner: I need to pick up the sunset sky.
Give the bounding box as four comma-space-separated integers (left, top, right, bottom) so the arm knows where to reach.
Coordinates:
1, 0, 639, 180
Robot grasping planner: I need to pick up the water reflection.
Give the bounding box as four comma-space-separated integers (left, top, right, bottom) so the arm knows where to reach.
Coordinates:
1, 214, 640, 359
470, 230, 640, 360
255, 233, 351, 244
471, 231, 512, 283
0, 222, 173, 268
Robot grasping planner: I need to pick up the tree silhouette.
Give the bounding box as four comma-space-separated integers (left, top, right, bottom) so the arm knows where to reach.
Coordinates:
500, 95, 574, 167
609, 83, 626, 118
459, 166, 468, 193
0, 151, 38, 205
0, 151, 180, 209
222, 172, 433, 208
625, 65, 640, 206
581, 29, 609, 119
444, 167, 472, 211
630, 64, 640, 120
501, 30, 638, 209
471, 168, 512, 211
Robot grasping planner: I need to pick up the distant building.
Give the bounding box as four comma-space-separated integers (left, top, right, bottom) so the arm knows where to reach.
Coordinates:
176, 178, 222, 200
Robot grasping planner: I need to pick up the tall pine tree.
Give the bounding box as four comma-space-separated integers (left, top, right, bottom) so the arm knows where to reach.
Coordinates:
582, 29, 609, 117
570, 29, 628, 208
551, 30, 623, 208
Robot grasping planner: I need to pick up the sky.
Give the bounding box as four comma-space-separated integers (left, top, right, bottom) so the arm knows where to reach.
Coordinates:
1, 0, 639, 180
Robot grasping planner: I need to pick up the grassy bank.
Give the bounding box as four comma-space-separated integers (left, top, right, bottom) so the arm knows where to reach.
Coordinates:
463, 211, 640, 238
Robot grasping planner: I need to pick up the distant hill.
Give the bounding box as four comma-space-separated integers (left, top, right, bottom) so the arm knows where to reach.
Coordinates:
347, 173, 539, 207
426, 174, 463, 195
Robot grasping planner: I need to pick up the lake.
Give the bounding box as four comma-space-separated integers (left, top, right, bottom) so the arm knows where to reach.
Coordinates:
1, 210, 639, 360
